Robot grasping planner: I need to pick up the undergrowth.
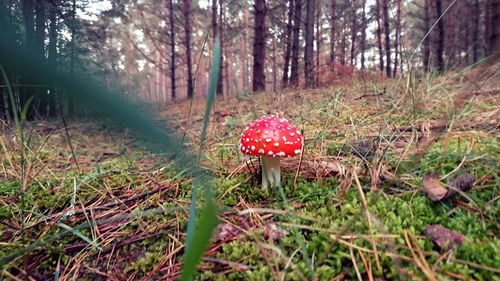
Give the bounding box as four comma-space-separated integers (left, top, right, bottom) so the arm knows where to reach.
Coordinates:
1, 66, 499, 280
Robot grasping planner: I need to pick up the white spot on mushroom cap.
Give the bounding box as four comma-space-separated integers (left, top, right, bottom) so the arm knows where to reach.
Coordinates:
273, 142, 280, 147
294, 149, 301, 155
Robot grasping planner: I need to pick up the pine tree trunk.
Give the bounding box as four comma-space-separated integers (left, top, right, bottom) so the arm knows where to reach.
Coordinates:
340, 0, 347, 66
435, 0, 444, 73
168, 0, 176, 100
282, 0, 294, 87
183, 0, 193, 98
472, 0, 479, 62
487, 0, 499, 63
329, 0, 336, 65
68, 0, 75, 115
35, 0, 46, 117
315, 0, 321, 85
350, 0, 357, 66
272, 38, 277, 92
304, 0, 315, 88
423, 0, 430, 72
290, 0, 301, 86
376, 0, 384, 72
48, 1, 58, 118
382, 0, 391, 77
243, 6, 249, 90
484, 0, 491, 56
436, 0, 444, 73
252, 0, 266, 91
218, 0, 224, 96
360, 0, 366, 69
393, 0, 401, 77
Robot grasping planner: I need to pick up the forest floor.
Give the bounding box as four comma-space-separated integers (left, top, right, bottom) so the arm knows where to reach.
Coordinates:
1, 65, 499, 280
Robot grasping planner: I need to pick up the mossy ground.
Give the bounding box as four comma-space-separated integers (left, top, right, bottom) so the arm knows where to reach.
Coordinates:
1, 68, 499, 280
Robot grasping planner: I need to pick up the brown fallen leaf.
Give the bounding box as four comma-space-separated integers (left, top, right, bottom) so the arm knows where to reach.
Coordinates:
424, 224, 465, 250
423, 172, 475, 201
423, 173, 448, 201
447, 172, 474, 193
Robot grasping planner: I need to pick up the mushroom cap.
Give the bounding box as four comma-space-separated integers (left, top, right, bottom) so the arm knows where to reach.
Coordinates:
239, 115, 303, 157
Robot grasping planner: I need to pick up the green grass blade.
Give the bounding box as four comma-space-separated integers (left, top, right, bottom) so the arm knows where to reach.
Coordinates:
56, 222, 102, 250
181, 38, 221, 281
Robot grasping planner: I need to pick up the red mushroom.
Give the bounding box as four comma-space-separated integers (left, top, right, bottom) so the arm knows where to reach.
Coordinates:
239, 115, 303, 189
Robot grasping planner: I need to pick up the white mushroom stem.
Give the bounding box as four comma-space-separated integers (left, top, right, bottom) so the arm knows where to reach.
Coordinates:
261, 156, 281, 189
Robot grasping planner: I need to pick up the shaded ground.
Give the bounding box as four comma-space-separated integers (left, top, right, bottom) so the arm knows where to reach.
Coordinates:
1, 66, 499, 280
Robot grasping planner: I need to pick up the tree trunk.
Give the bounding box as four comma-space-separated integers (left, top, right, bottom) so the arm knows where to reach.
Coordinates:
290, 0, 302, 86
340, 0, 347, 66
484, 0, 491, 56
487, 0, 499, 63
382, 0, 391, 77
393, 0, 401, 77
435, 0, 444, 73
315, 0, 321, 85
168, 0, 176, 100
48, 0, 58, 118
349, 0, 357, 66
423, 0, 430, 72
243, 6, 249, 90
376, 0, 384, 72
35, 0, 46, 117
329, 0, 336, 66
463, 2, 470, 65
272, 38, 277, 92
218, 0, 224, 96
68, 0, 76, 115
304, 0, 315, 88
23, 0, 35, 49
360, 0, 366, 69
183, 0, 193, 98
252, 0, 266, 91
282, 0, 294, 87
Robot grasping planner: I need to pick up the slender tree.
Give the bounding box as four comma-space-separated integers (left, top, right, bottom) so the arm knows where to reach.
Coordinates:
422, 0, 430, 72
360, 0, 366, 69
282, 0, 294, 87
218, 0, 224, 95
304, 0, 315, 88
382, 0, 391, 77
487, 0, 499, 63
290, 0, 301, 86
435, 0, 444, 72
252, 0, 266, 91
315, 0, 321, 85
48, 0, 58, 117
168, 0, 176, 100
340, 0, 347, 66
329, 0, 337, 65
472, 0, 480, 62
183, 0, 193, 98
375, 0, 384, 72
484, 0, 491, 56
349, 0, 357, 66
393, 0, 401, 77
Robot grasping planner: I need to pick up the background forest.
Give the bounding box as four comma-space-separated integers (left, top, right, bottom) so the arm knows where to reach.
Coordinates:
0, 0, 499, 280
1, 0, 498, 115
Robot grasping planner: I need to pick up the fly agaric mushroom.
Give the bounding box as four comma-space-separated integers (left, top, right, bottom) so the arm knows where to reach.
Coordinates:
239, 115, 303, 189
